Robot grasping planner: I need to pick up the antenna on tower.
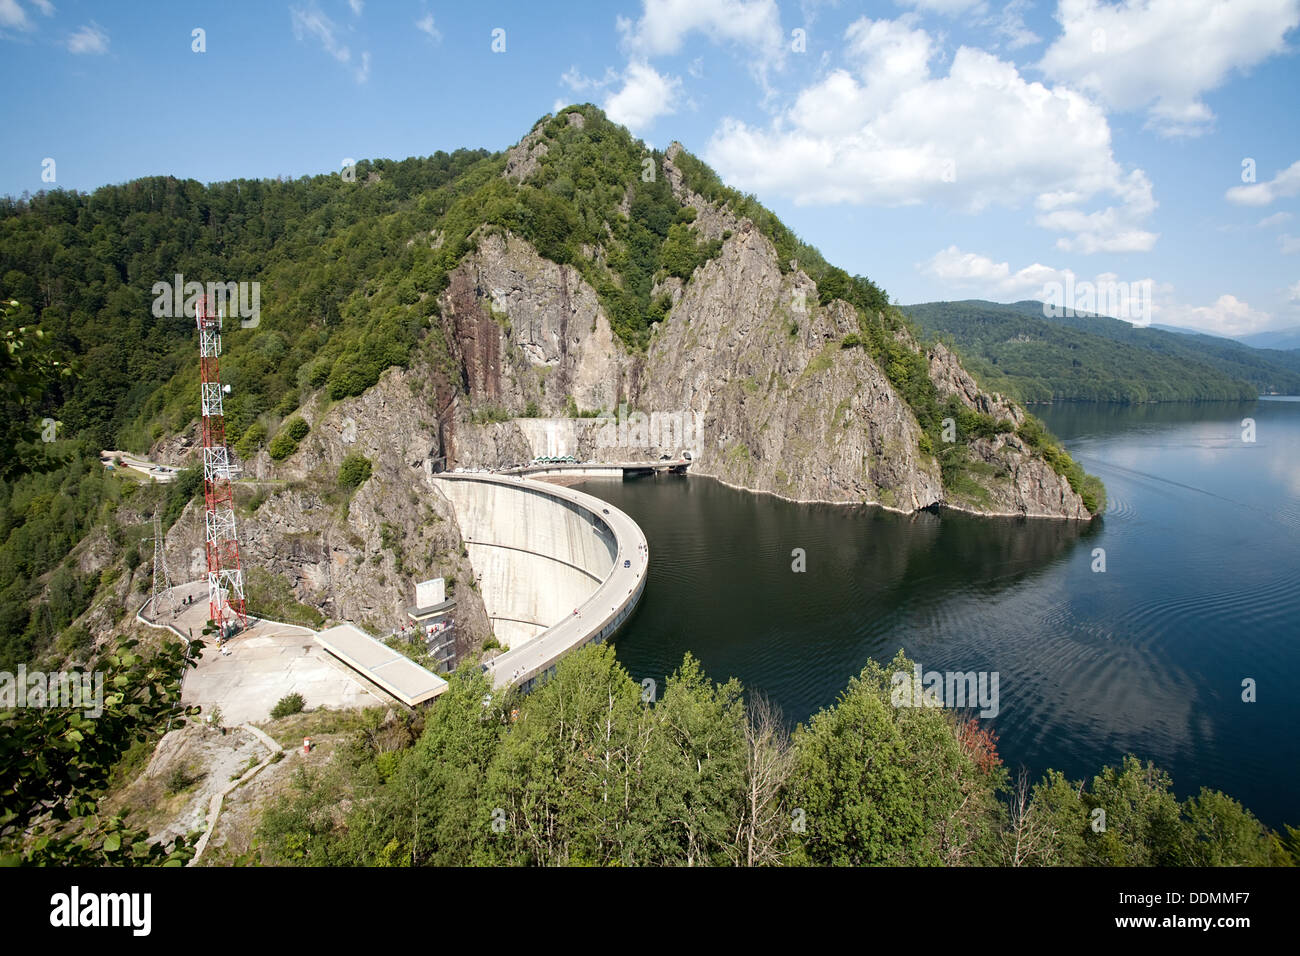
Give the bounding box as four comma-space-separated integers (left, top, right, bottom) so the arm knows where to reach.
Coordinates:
150, 508, 180, 620
196, 295, 248, 637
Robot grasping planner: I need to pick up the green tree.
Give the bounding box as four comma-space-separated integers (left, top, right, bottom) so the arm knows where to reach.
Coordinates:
0, 636, 201, 865
480, 643, 648, 866
638, 654, 747, 865
787, 650, 1006, 866
0, 299, 75, 481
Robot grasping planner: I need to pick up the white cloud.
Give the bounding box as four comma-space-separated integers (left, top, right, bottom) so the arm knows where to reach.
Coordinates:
66, 22, 108, 54
896, 0, 986, 13
415, 13, 440, 43
603, 60, 682, 131
1258, 211, 1294, 228
617, 0, 785, 76
31, 0, 54, 15
348, 0, 363, 14
987, 0, 1039, 49
922, 246, 1069, 298
619, 0, 783, 55
1289, 280, 1300, 302
291, 5, 349, 63
1038, 0, 1300, 137
1225, 160, 1300, 207
561, 65, 618, 93
706, 16, 1158, 253
0, 0, 31, 30
290, 4, 369, 83
923, 245, 1274, 335
1158, 293, 1273, 337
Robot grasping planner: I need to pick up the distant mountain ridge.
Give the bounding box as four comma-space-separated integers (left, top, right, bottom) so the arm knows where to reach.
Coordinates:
1152, 322, 1300, 352
903, 299, 1300, 403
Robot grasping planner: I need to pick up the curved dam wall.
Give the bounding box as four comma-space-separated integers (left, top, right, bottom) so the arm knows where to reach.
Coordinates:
434, 475, 618, 648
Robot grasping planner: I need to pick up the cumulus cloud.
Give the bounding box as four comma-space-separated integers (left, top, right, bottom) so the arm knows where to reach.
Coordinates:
922, 245, 1273, 335
1158, 294, 1274, 337
1038, 0, 1300, 137
1225, 160, 1300, 207
922, 246, 1071, 299
706, 16, 1157, 253
561, 64, 619, 94
66, 22, 108, 54
603, 60, 683, 131
617, 0, 785, 80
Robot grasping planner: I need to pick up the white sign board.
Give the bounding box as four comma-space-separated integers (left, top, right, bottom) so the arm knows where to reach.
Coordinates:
416, 577, 445, 609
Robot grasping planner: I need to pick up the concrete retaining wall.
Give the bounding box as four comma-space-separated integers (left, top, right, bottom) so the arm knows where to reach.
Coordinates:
435, 477, 617, 647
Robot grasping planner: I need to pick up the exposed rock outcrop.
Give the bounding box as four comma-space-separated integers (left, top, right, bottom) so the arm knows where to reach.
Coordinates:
163, 365, 493, 656
434, 222, 1089, 519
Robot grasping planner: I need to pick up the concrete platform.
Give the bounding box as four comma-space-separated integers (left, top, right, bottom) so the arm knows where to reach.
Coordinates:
314, 623, 448, 706
145, 582, 391, 725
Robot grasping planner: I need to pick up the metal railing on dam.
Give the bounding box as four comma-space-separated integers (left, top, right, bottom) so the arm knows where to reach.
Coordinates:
431, 472, 649, 692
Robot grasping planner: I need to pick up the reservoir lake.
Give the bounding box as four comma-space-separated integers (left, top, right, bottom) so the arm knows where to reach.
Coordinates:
578, 398, 1300, 827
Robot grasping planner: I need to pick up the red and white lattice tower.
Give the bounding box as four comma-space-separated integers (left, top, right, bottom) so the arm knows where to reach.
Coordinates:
196, 295, 248, 635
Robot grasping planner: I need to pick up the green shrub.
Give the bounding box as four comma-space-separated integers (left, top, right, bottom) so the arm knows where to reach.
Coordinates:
338, 453, 373, 490
268, 431, 298, 461
284, 417, 310, 441
271, 692, 306, 720
235, 421, 268, 459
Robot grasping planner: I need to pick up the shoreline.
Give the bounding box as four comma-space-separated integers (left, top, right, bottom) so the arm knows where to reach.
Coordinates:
601, 469, 1096, 522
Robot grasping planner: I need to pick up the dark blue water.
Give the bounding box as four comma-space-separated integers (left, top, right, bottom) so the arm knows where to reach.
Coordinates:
579, 398, 1300, 828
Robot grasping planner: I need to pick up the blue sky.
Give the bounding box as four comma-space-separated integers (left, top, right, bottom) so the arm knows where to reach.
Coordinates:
2, 0, 1299, 335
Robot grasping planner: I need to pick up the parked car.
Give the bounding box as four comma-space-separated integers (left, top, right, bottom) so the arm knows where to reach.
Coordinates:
623, 559, 631, 568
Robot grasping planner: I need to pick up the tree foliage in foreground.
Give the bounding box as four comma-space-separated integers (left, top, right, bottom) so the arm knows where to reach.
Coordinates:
0, 636, 202, 865
257, 644, 1291, 867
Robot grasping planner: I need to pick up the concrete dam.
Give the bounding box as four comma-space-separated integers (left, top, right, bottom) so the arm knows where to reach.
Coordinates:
433, 473, 648, 690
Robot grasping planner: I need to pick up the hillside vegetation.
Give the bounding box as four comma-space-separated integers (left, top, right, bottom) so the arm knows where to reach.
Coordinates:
905, 300, 1300, 403
253, 642, 1295, 867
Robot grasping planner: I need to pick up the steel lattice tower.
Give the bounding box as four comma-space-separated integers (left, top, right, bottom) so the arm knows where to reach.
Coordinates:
197, 296, 247, 635
150, 508, 179, 619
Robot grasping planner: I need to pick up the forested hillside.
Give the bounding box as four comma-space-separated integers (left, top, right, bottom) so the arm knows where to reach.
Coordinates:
905, 300, 1300, 403
0, 104, 1097, 671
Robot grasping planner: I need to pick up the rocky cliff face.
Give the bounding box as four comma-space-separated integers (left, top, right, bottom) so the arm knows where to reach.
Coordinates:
160, 365, 493, 656
433, 216, 1088, 519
